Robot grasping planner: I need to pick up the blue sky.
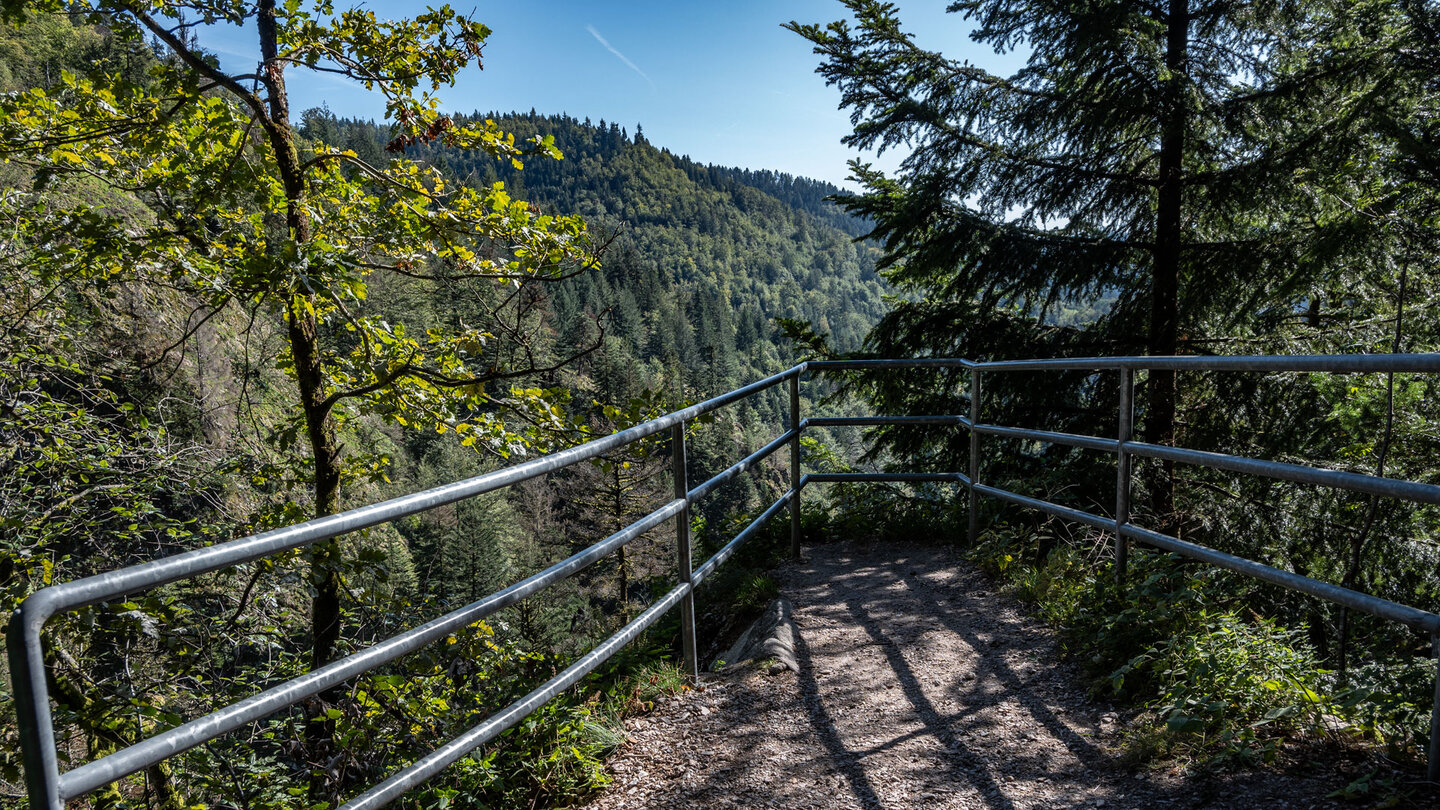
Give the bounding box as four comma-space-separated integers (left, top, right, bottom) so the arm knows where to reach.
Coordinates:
197, 2, 1024, 189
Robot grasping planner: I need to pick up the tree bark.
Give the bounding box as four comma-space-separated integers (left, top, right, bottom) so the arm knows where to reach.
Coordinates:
256, 1, 345, 799
1147, 0, 1189, 525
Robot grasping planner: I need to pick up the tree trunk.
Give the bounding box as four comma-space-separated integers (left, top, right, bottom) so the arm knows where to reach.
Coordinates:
256, 1, 346, 800
1147, 0, 1188, 525
1337, 260, 1408, 680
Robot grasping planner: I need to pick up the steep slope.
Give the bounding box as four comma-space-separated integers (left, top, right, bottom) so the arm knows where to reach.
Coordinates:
310, 111, 887, 401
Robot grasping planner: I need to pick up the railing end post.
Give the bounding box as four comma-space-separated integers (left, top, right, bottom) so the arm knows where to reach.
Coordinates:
9, 601, 64, 810
789, 375, 802, 561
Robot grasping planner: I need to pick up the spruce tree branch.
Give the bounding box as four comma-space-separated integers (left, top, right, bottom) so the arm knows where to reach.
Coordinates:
859, 83, 1158, 187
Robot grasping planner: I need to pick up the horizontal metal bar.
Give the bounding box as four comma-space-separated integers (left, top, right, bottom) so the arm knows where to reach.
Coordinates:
808, 358, 975, 370
974, 424, 1119, 453
972, 425, 1440, 507
342, 582, 691, 810
803, 473, 970, 485
687, 429, 796, 504
971, 483, 1440, 634
692, 490, 795, 586
972, 484, 1115, 533
802, 415, 966, 428
19, 367, 808, 628
56, 498, 688, 800
1123, 441, 1440, 506
1118, 524, 1440, 634
976, 354, 1440, 373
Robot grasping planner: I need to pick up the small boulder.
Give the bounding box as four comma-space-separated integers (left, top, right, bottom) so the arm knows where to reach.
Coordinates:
717, 598, 799, 674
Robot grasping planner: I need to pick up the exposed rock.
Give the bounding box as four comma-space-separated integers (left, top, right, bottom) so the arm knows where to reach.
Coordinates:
717, 597, 799, 674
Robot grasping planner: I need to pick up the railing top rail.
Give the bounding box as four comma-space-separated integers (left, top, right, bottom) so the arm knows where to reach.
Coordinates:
12, 365, 806, 629
808, 358, 976, 369
810, 354, 1440, 374
974, 353, 1440, 373
18, 349, 1440, 639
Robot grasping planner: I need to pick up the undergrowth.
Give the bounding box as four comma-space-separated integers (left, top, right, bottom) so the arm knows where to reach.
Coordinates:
398, 645, 688, 810
390, 502, 793, 809
804, 486, 1434, 779
966, 520, 1435, 774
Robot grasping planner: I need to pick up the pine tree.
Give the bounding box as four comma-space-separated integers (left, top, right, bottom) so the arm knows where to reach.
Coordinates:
436, 491, 517, 605
788, 0, 1381, 514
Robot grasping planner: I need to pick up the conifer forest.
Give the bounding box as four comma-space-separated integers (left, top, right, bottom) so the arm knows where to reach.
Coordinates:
2, 0, 1440, 808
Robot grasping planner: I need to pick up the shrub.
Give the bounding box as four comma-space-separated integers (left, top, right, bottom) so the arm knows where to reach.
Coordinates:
1110, 612, 1328, 766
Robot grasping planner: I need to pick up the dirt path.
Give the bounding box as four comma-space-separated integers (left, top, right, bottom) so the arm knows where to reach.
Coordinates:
576, 536, 1370, 807
581, 540, 1360, 810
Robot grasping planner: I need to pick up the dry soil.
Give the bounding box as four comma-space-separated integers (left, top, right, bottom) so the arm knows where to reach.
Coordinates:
581, 540, 1422, 810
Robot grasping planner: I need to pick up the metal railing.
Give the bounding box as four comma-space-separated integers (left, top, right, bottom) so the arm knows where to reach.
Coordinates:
812, 355, 1440, 781
9, 355, 1440, 809
952, 354, 1440, 783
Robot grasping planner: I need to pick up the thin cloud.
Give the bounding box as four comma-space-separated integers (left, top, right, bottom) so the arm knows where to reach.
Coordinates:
586, 24, 655, 89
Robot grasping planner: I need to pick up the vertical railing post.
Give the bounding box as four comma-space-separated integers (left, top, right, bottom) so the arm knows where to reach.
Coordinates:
789, 373, 802, 560
8, 610, 63, 810
672, 422, 698, 681
967, 368, 981, 546
1115, 367, 1134, 592
1429, 631, 1439, 782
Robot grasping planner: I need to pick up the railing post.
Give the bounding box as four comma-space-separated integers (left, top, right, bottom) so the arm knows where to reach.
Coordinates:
1430, 631, 1439, 782
967, 368, 981, 546
672, 422, 698, 681
789, 373, 802, 560
8, 610, 62, 810
1115, 368, 1134, 592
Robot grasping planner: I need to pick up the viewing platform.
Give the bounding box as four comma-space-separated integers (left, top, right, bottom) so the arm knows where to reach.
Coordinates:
11, 356, 1440, 809
583, 541, 1355, 810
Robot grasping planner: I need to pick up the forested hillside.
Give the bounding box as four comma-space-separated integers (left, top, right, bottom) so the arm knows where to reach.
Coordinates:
298, 107, 888, 547
304, 109, 886, 400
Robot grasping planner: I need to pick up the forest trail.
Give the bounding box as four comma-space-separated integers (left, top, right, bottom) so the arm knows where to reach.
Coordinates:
580, 540, 1351, 810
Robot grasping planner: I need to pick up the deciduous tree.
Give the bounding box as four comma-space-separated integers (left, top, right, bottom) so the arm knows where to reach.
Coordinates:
1, 0, 602, 799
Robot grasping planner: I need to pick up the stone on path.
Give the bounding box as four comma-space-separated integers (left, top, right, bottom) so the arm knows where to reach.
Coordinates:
718, 597, 799, 674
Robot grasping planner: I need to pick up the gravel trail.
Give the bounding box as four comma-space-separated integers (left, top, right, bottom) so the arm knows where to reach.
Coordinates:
581, 540, 1361, 809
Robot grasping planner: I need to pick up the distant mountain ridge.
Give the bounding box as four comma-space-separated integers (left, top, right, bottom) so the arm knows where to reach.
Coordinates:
302, 110, 887, 400
674, 160, 870, 238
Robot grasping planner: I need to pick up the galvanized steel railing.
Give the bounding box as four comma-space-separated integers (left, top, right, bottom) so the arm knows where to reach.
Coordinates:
8, 365, 810, 810
808, 354, 1440, 782
954, 354, 1440, 783
8, 355, 1440, 809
